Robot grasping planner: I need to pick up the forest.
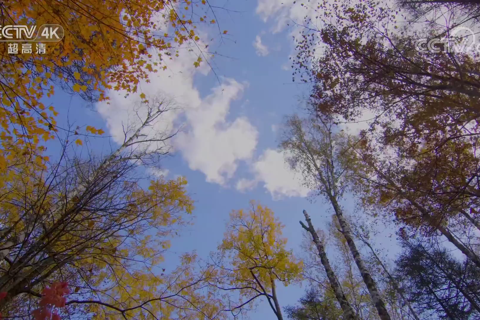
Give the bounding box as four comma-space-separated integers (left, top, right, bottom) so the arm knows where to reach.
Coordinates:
0, 0, 479, 319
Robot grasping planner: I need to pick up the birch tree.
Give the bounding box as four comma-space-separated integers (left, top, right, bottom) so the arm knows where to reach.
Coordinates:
280, 114, 391, 320
292, 0, 480, 260
300, 210, 359, 320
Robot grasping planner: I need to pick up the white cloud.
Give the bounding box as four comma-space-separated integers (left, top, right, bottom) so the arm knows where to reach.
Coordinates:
175, 80, 258, 185
236, 149, 310, 199
97, 40, 258, 186
256, 0, 309, 34
236, 178, 259, 192
148, 168, 170, 178
253, 35, 270, 56
255, 0, 401, 60
253, 149, 310, 199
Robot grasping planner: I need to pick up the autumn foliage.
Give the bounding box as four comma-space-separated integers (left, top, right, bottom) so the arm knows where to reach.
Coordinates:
0, 0, 217, 176
215, 201, 303, 319
0, 103, 208, 318
3, 0, 480, 318
32, 282, 70, 320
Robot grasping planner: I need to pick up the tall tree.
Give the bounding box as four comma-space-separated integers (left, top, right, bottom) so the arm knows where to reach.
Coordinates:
350, 223, 421, 320
328, 216, 385, 320
214, 201, 304, 320
281, 114, 392, 320
0, 100, 224, 319
292, 0, 480, 268
300, 210, 359, 320
395, 239, 480, 319
285, 287, 343, 320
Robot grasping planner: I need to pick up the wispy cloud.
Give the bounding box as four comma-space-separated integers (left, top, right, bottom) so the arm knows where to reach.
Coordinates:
253, 35, 270, 56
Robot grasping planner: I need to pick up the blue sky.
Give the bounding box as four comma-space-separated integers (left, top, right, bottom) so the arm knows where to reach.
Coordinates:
44, 0, 402, 318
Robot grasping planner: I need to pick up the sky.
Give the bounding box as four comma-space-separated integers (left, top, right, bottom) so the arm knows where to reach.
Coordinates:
45, 0, 402, 318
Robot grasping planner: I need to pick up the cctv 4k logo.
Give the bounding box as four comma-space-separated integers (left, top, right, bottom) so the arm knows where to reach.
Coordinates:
0, 24, 64, 42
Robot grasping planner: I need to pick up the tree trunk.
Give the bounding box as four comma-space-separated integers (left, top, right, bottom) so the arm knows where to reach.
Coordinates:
291, 120, 392, 320
270, 276, 284, 320
328, 195, 392, 320
460, 209, 480, 232
300, 210, 359, 320
359, 236, 421, 320
436, 224, 480, 268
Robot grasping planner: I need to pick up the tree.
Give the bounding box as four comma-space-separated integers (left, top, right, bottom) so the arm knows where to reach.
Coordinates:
395, 239, 480, 319
285, 287, 343, 320
300, 210, 359, 320
350, 223, 421, 320
296, 211, 415, 319
214, 201, 304, 320
292, 0, 480, 269
0, 0, 222, 171
0, 99, 224, 319
328, 216, 383, 320
289, 0, 480, 317
280, 114, 392, 320
397, 0, 480, 27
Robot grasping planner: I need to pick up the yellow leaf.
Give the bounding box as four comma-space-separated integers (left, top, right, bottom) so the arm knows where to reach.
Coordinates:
140, 93, 146, 99
74, 72, 81, 80
86, 126, 97, 134
73, 83, 81, 92
75, 139, 83, 146
223, 30, 228, 34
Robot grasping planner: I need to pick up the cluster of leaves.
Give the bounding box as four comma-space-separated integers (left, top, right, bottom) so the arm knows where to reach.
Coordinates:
214, 201, 304, 319
32, 282, 70, 320
0, 0, 219, 175
0, 281, 69, 320
219, 202, 304, 290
